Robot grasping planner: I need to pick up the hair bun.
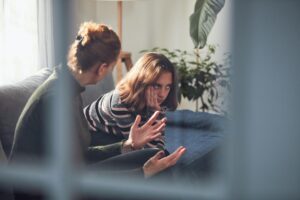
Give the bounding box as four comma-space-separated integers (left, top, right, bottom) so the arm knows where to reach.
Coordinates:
76, 35, 83, 41
100, 24, 109, 32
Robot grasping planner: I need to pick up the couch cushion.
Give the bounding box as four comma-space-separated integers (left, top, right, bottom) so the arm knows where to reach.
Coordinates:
0, 68, 114, 158
0, 68, 52, 157
165, 110, 227, 166
81, 72, 114, 106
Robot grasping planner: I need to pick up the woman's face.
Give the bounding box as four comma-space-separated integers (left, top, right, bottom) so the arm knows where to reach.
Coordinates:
152, 72, 173, 105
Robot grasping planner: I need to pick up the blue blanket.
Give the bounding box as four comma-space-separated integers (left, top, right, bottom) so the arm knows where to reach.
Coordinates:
164, 110, 227, 166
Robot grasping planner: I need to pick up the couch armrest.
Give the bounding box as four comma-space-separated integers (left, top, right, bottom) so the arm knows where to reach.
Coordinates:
0, 68, 52, 158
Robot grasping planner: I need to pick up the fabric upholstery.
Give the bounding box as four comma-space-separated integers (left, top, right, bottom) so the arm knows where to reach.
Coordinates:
0, 68, 114, 158
0, 68, 53, 157
165, 110, 226, 167
0, 67, 226, 182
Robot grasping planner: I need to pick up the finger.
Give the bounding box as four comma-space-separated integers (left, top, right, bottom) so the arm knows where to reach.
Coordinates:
149, 132, 162, 141
150, 87, 154, 102
172, 146, 185, 156
154, 93, 159, 106
149, 87, 153, 105
151, 89, 160, 108
149, 119, 165, 130
151, 150, 165, 161
146, 87, 151, 105
151, 90, 157, 108
169, 147, 186, 165
153, 89, 157, 103
152, 123, 166, 134
161, 146, 185, 163
132, 115, 141, 129
143, 111, 160, 127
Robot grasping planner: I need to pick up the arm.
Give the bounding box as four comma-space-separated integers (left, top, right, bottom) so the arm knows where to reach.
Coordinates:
87, 145, 186, 179
85, 111, 166, 163
84, 91, 134, 135
75, 95, 124, 164
85, 142, 123, 164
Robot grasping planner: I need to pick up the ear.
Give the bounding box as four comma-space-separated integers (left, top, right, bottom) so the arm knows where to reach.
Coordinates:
96, 63, 108, 76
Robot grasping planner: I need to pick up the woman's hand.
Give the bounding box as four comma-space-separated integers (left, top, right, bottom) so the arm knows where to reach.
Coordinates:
124, 111, 166, 150
143, 146, 186, 178
146, 86, 161, 111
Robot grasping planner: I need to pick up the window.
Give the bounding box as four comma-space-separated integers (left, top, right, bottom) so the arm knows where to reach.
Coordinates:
0, 1, 228, 199
0, 0, 39, 85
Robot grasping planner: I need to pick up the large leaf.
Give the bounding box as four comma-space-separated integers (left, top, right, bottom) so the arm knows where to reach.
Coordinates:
189, 0, 225, 49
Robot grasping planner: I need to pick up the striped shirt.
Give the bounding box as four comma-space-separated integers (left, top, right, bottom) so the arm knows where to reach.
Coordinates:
83, 90, 165, 149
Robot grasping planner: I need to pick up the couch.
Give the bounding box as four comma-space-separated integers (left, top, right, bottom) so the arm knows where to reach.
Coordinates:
0, 68, 116, 160
0, 68, 226, 198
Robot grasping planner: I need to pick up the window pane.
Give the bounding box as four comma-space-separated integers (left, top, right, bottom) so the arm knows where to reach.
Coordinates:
0, 0, 38, 85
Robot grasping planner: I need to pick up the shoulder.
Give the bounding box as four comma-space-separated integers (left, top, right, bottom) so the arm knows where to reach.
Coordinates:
109, 90, 128, 109
24, 73, 56, 109
108, 90, 135, 117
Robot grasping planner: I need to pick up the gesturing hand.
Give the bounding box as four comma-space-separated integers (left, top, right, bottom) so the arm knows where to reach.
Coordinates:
146, 86, 161, 111
125, 111, 166, 150
143, 146, 186, 178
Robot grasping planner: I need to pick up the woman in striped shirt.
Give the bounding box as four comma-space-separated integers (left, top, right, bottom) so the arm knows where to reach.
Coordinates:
84, 52, 178, 151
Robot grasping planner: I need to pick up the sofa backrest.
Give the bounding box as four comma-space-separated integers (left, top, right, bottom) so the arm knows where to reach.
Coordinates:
0, 68, 53, 158
0, 67, 115, 159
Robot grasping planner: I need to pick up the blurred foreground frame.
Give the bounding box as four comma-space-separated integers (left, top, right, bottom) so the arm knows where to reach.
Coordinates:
1, 0, 300, 199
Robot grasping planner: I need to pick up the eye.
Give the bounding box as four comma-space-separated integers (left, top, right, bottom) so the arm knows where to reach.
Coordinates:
166, 85, 171, 90
153, 84, 160, 89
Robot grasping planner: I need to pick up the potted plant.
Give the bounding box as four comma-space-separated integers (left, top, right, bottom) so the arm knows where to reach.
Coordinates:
141, 0, 230, 114
140, 45, 230, 114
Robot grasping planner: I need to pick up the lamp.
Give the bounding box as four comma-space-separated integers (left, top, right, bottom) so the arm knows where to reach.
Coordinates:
95, 0, 133, 82
116, 1, 133, 83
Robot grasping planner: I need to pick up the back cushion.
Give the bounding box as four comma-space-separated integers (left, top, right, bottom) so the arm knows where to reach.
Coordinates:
0, 68, 53, 157
0, 68, 114, 158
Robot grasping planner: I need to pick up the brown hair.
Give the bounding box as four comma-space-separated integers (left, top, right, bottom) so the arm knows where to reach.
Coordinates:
67, 22, 121, 71
117, 52, 178, 112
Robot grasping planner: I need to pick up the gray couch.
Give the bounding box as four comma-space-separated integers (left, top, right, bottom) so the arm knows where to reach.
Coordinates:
0, 68, 225, 199
0, 68, 115, 200
0, 67, 226, 166
0, 68, 115, 161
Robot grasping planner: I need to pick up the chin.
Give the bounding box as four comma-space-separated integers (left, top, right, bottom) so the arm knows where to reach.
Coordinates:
158, 102, 164, 106
158, 99, 165, 104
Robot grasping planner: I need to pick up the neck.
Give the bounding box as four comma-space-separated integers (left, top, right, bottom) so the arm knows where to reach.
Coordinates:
69, 67, 91, 86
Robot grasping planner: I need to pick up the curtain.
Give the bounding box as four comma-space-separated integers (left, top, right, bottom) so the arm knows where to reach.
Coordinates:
0, 0, 54, 85
37, 0, 55, 69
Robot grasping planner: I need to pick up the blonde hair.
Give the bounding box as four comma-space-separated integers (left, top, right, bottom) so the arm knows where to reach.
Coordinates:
117, 52, 178, 112
67, 22, 121, 72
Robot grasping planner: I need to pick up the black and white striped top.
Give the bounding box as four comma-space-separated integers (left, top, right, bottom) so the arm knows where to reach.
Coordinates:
83, 90, 165, 149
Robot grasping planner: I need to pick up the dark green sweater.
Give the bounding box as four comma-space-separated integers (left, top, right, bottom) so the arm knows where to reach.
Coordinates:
9, 66, 123, 164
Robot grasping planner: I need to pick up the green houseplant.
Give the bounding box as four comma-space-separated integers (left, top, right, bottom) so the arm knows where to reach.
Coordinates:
141, 0, 229, 113
189, 0, 225, 49
140, 44, 231, 113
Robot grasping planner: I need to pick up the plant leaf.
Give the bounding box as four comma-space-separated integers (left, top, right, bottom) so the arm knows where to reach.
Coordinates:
189, 0, 225, 49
